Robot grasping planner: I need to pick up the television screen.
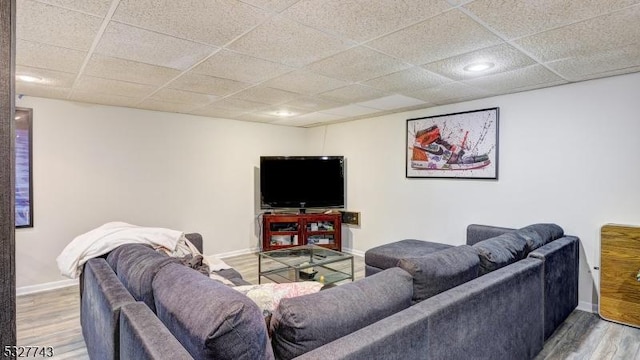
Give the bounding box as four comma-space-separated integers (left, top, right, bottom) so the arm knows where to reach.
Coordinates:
260, 156, 345, 210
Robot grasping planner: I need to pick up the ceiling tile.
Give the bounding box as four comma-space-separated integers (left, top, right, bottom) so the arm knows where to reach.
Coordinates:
233, 112, 281, 123
463, 65, 566, 94
150, 88, 219, 106
37, 0, 113, 17
73, 76, 156, 98
546, 44, 640, 81
319, 84, 390, 103
272, 112, 344, 126
16, 83, 71, 99
367, 9, 503, 65
189, 106, 247, 119
135, 100, 198, 114
16, 40, 86, 73
70, 91, 140, 107
261, 70, 350, 95
356, 94, 426, 110
207, 98, 269, 112
282, 96, 345, 111
113, 0, 269, 47
16, 66, 77, 88
514, 6, 640, 64
422, 43, 536, 81
445, 0, 474, 5
408, 82, 490, 105
306, 46, 412, 82
227, 16, 353, 67
465, 0, 640, 39
228, 86, 301, 105
281, 0, 449, 42
192, 50, 295, 84
16, 0, 102, 51
84, 54, 182, 86
169, 72, 251, 96
95, 22, 216, 70
363, 67, 452, 92
239, 0, 300, 12
321, 104, 382, 117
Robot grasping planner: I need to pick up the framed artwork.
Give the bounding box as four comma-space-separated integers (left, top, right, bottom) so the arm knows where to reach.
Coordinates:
15, 107, 33, 228
406, 107, 499, 179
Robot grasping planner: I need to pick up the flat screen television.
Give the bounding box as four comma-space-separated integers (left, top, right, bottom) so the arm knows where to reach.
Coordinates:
260, 156, 345, 210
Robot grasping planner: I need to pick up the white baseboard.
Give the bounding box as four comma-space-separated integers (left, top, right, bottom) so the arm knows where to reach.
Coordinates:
16, 279, 78, 296
343, 247, 364, 257
577, 300, 598, 313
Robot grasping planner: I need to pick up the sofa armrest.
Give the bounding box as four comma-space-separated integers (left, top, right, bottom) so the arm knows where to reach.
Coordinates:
82, 258, 136, 360
119, 302, 193, 360
466, 224, 514, 245
528, 236, 579, 340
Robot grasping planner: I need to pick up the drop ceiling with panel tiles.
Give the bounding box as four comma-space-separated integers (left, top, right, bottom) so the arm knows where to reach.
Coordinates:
15, 0, 640, 127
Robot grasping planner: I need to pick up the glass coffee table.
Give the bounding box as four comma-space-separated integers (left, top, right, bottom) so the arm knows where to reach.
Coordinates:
258, 245, 354, 285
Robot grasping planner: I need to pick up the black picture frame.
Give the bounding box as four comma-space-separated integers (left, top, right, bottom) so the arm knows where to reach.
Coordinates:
406, 107, 499, 179
15, 107, 33, 228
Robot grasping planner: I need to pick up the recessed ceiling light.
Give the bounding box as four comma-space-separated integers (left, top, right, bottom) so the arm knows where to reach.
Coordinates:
16, 74, 44, 83
463, 62, 495, 73
274, 110, 295, 117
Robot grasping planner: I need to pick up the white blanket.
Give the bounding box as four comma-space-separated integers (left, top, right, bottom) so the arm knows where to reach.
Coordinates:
56, 222, 184, 279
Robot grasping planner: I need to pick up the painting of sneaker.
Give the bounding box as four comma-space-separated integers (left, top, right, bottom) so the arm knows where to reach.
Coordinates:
407, 108, 498, 179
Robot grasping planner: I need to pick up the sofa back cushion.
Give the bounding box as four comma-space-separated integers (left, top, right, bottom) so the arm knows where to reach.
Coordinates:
516, 223, 564, 252
398, 245, 479, 303
107, 244, 176, 312
153, 262, 273, 360
270, 267, 413, 360
472, 232, 528, 275
466, 224, 515, 246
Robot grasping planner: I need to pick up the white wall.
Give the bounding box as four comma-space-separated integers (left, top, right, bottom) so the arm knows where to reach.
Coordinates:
15, 97, 307, 288
310, 72, 640, 310
16, 73, 640, 310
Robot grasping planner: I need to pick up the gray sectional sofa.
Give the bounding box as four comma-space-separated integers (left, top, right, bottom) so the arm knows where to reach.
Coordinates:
345, 223, 580, 359
80, 224, 579, 360
80, 233, 415, 360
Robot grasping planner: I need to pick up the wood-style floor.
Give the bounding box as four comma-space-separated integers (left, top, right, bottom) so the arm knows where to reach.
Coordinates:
17, 252, 640, 359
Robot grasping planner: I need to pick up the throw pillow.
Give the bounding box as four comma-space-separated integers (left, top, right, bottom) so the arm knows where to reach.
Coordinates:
232, 282, 324, 316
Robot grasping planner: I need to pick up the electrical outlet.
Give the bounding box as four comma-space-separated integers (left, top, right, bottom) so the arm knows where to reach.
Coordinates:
340, 211, 361, 226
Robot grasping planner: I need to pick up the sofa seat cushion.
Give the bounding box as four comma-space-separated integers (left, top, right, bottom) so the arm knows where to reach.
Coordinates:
472, 232, 528, 275
398, 245, 479, 303
516, 223, 564, 252
107, 244, 176, 312
365, 240, 453, 271
270, 267, 413, 360
153, 262, 273, 360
